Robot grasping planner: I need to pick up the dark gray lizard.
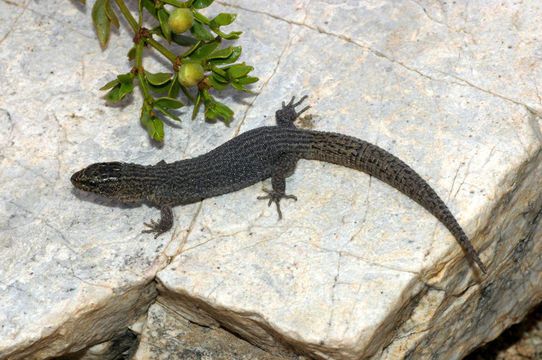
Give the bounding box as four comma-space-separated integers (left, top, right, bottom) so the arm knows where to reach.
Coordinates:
71, 96, 487, 273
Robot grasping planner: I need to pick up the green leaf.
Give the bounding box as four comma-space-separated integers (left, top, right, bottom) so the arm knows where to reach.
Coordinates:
183, 40, 202, 58
208, 46, 233, 60
104, 84, 123, 102
226, 63, 253, 79
192, 0, 214, 9
118, 73, 135, 93
192, 90, 203, 119
141, 110, 164, 141
202, 93, 234, 123
157, 8, 171, 42
168, 73, 181, 98
212, 28, 241, 40
148, 117, 164, 141
145, 71, 172, 86
154, 104, 181, 121
92, 0, 111, 47
207, 46, 241, 65
104, 73, 134, 102
127, 46, 136, 60
236, 76, 259, 85
104, 0, 119, 29
211, 69, 228, 83
186, 39, 221, 60
169, 32, 199, 47
147, 80, 172, 94
154, 97, 185, 109
100, 78, 120, 91
231, 77, 257, 92
190, 20, 214, 41
231, 82, 248, 92
141, 108, 151, 126
211, 65, 227, 77
205, 108, 218, 119
214, 100, 234, 122
208, 76, 228, 90
211, 13, 236, 27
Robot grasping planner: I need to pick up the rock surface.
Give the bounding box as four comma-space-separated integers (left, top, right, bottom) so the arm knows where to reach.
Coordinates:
0, 0, 541, 359
467, 303, 542, 360
133, 302, 304, 360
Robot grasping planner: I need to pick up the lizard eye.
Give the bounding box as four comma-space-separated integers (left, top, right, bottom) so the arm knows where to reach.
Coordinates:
100, 173, 114, 180
108, 163, 123, 172
92, 162, 123, 178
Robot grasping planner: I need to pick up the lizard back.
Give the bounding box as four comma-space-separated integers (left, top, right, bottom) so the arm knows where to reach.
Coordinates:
148, 127, 313, 205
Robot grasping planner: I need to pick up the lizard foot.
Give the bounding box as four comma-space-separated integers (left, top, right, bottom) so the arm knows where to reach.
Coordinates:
275, 95, 311, 126
141, 205, 173, 238
257, 188, 297, 219
142, 219, 167, 239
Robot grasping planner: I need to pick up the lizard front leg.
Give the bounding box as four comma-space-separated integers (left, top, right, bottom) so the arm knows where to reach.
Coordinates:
258, 153, 299, 219
275, 95, 310, 127
142, 205, 173, 238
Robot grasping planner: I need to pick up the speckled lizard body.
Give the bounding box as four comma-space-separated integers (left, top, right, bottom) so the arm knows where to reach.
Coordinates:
71, 96, 487, 273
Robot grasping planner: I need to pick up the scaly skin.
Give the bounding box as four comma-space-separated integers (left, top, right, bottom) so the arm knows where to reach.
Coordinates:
71, 96, 487, 273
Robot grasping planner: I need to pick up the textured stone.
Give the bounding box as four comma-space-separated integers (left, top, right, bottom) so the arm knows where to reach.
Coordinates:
0, 0, 541, 359
467, 304, 542, 360
155, 1, 542, 359
133, 302, 304, 360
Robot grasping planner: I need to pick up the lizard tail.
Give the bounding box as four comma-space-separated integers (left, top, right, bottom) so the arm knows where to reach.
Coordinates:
303, 130, 487, 274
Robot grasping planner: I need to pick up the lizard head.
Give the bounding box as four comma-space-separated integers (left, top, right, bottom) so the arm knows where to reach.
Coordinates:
71, 162, 142, 202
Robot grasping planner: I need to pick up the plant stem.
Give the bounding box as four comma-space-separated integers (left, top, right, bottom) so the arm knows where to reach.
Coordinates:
147, 38, 177, 63
114, 0, 176, 65
137, 0, 143, 26
113, 0, 138, 32
135, 41, 151, 101
138, 71, 150, 101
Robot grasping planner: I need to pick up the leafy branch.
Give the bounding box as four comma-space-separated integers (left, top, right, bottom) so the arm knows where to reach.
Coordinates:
79, 0, 258, 141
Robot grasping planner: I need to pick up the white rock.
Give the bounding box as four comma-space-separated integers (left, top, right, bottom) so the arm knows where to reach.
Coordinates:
0, 0, 541, 359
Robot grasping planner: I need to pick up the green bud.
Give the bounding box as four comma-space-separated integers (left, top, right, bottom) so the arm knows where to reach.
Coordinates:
168, 8, 194, 34
178, 63, 204, 87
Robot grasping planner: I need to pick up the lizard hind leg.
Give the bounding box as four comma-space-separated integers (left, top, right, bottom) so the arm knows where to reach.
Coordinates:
142, 205, 173, 238
275, 95, 311, 127
257, 153, 299, 219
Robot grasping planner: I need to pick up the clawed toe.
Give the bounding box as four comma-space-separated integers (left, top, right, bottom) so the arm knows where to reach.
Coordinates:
143, 219, 158, 229
283, 95, 310, 117
257, 189, 297, 219
142, 219, 166, 239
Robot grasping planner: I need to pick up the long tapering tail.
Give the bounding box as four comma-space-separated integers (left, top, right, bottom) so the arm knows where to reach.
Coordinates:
303, 130, 487, 274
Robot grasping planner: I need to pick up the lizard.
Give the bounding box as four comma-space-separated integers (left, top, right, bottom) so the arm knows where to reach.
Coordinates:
71, 96, 487, 274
